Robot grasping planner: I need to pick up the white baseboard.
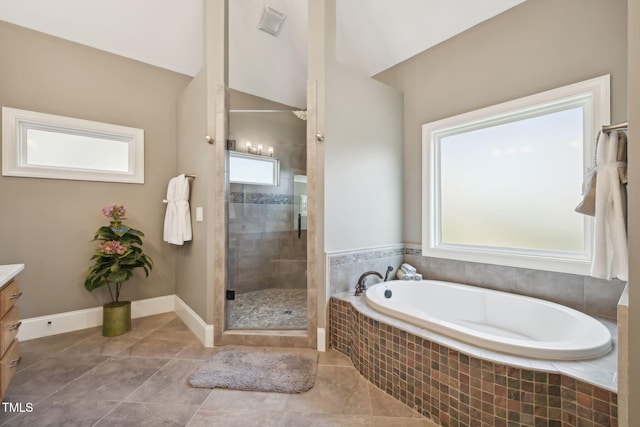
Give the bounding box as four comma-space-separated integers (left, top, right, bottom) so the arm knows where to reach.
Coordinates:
17, 295, 176, 342
131, 295, 175, 318
18, 295, 302, 350
317, 328, 326, 352
174, 295, 214, 348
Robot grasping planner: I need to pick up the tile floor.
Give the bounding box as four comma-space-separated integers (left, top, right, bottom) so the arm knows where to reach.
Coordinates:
227, 289, 307, 330
1, 312, 438, 427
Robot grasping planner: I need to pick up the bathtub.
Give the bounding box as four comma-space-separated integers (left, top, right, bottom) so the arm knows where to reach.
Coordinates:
365, 280, 612, 360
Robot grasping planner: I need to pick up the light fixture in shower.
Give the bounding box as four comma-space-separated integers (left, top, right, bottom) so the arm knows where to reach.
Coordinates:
292, 111, 307, 121
258, 4, 287, 36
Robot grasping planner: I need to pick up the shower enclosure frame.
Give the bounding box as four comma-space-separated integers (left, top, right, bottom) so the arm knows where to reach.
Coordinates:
212, 83, 318, 349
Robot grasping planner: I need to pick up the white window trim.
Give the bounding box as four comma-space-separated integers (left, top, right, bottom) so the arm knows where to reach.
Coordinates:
422, 75, 610, 275
2, 107, 144, 184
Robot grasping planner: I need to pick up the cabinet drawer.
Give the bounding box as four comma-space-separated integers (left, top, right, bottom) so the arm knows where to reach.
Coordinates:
1, 340, 20, 398
0, 280, 21, 318
0, 306, 20, 356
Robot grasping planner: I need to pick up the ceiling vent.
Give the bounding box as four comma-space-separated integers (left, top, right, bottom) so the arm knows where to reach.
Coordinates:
258, 4, 286, 36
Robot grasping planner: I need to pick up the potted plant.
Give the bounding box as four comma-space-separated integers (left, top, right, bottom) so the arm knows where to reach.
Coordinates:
85, 204, 153, 337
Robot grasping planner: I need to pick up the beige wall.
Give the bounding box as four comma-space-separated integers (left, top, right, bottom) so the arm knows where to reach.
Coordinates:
0, 21, 191, 318
175, 0, 228, 328
175, 71, 208, 320
375, 0, 628, 244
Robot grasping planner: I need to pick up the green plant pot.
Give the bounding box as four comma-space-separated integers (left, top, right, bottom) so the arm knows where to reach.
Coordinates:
102, 301, 131, 337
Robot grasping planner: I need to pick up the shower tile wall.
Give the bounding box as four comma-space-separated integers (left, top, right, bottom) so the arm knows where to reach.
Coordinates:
327, 246, 625, 320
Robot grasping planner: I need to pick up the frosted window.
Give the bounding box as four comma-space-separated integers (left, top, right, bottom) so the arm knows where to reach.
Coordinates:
422, 75, 610, 275
2, 107, 144, 183
26, 129, 129, 172
439, 107, 584, 253
229, 151, 279, 186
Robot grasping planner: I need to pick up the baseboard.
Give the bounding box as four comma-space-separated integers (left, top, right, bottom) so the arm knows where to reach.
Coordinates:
174, 295, 214, 348
317, 327, 326, 352
131, 295, 175, 318
17, 295, 176, 342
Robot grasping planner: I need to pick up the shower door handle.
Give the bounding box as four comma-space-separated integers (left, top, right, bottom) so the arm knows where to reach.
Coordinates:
298, 213, 302, 239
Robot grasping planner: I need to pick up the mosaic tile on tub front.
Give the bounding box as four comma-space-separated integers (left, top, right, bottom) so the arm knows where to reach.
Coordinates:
330, 297, 619, 427
333, 292, 618, 392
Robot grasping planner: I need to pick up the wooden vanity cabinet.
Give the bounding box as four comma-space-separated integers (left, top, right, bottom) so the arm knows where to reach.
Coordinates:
0, 278, 21, 401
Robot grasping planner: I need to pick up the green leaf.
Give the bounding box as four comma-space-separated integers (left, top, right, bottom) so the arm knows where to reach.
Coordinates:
85, 216, 153, 299
128, 228, 145, 237
107, 270, 128, 283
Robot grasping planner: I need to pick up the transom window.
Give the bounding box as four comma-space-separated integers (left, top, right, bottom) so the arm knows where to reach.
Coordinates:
2, 107, 144, 184
422, 75, 610, 274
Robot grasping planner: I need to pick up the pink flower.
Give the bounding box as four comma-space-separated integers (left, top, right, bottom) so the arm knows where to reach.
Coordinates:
102, 204, 127, 220
100, 241, 128, 255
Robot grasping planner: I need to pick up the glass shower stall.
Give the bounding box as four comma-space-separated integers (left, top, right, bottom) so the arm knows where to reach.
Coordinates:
225, 110, 307, 330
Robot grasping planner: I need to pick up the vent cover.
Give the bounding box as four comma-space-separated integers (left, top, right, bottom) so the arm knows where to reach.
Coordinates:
258, 4, 286, 36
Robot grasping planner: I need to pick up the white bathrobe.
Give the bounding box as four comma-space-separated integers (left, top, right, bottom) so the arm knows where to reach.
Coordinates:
591, 130, 628, 281
163, 174, 193, 245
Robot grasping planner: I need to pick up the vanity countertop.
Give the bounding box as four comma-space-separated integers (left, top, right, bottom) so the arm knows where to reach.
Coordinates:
0, 264, 24, 288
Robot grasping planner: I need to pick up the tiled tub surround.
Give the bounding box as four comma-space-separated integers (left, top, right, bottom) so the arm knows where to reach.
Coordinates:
327, 247, 625, 321
327, 246, 405, 295
330, 295, 618, 427
404, 249, 625, 321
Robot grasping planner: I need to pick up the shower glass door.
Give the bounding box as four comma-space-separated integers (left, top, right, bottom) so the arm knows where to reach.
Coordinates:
226, 109, 307, 330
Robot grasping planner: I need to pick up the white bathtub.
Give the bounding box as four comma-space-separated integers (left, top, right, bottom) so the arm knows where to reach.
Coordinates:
365, 280, 612, 360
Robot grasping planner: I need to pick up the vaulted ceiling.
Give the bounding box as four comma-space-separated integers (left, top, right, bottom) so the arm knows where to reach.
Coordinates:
0, 0, 525, 108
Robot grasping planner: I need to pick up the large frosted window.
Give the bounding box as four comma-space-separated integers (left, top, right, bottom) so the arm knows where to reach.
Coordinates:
439, 107, 584, 253
423, 76, 610, 274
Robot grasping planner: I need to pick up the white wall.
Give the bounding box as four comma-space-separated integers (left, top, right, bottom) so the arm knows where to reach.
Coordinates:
322, 0, 404, 252
229, 0, 308, 109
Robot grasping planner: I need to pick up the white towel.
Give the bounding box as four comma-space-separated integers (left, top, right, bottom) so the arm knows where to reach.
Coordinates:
400, 263, 417, 274
591, 130, 628, 281
163, 174, 192, 245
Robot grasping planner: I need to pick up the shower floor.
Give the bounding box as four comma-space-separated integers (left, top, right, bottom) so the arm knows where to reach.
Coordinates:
227, 288, 307, 330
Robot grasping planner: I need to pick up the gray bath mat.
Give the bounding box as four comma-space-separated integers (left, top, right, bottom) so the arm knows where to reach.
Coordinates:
189, 345, 318, 393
